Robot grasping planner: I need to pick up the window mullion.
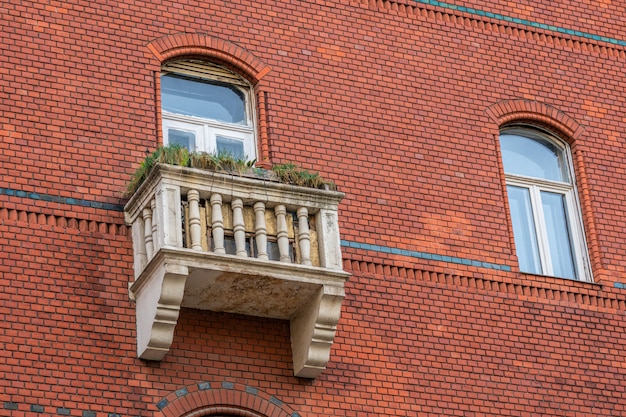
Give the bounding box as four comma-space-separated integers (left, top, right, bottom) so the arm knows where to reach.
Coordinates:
203, 125, 213, 154
530, 185, 553, 276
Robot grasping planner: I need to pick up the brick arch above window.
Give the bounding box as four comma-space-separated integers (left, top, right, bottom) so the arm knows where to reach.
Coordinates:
157, 382, 301, 417
485, 99, 586, 144
147, 33, 271, 85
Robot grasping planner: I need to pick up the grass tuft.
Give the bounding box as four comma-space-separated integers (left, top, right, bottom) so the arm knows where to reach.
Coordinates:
125, 145, 335, 196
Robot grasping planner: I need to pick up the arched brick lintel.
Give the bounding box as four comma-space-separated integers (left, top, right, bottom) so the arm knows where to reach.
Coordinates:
147, 33, 271, 84
486, 99, 585, 142
158, 382, 300, 417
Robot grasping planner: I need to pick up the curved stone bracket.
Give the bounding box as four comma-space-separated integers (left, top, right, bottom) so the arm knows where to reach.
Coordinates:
130, 257, 189, 361
290, 284, 345, 378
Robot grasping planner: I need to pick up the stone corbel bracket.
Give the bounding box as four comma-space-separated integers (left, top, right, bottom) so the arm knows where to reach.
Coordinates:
129, 255, 188, 361
290, 284, 345, 378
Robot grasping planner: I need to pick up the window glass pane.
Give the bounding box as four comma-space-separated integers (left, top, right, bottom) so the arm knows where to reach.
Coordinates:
220, 236, 250, 256
216, 136, 245, 160
267, 241, 281, 261
167, 128, 195, 151
507, 185, 542, 274
266, 240, 293, 262
500, 134, 569, 182
221, 236, 236, 255
541, 191, 577, 279
161, 74, 246, 125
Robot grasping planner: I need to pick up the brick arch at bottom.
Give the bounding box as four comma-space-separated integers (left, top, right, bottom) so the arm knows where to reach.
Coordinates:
157, 382, 301, 417
182, 406, 272, 417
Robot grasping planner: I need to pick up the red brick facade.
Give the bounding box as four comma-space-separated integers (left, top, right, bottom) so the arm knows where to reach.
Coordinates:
2, 0, 626, 415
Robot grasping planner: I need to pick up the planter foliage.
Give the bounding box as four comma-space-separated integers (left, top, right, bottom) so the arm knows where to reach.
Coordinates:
125, 145, 336, 196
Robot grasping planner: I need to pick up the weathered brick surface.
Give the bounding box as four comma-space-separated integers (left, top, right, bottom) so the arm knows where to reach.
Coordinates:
2, 0, 626, 415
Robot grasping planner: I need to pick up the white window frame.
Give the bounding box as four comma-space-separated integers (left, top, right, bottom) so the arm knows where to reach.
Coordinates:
162, 114, 255, 159
502, 128, 592, 282
161, 61, 257, 161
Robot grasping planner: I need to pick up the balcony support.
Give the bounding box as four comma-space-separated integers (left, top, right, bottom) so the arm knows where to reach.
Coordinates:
129, 249, 347, 377
131, 258, 189, 361
291, 284, 345, 378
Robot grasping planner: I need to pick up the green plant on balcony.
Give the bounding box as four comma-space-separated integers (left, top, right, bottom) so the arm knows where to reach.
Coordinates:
125, 145, 336, 196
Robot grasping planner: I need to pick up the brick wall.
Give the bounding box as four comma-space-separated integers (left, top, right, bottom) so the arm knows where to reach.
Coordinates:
1, 0, 626, 415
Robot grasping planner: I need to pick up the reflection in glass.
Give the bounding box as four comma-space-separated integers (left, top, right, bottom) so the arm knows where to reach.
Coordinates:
221, 236, 251, 256
217, 136, 245, 160
507, 185, 541, 274
500, 134, 569, 182
161, 74, 246, 124
541, 191, 576, 279
167, 129, 196, 151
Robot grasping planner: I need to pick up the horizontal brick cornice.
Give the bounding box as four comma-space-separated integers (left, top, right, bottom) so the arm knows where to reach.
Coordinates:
147, 33, 271, 84
342, 255, 626, 312
353, 0, 626, 58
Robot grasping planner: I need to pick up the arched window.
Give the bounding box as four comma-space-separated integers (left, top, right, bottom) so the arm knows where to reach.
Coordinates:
161, 60, 256, 160
500, 127, 591, 281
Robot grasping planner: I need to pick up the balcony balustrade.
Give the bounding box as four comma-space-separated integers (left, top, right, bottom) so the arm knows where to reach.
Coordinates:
124, 163, 349, 378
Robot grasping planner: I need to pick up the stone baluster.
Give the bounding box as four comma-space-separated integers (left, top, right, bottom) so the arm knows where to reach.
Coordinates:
210, 194, 225, 254
142, 206, 154, 259
297, 207, 312, 266
254, 202, 268, 260
275, 205, 291, 263
150, 199, 159, 252
187, 189, 202, 250
232, 198, 247, 257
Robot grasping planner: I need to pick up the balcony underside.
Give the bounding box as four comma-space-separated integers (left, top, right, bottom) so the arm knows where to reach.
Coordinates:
129, 247, 349, 378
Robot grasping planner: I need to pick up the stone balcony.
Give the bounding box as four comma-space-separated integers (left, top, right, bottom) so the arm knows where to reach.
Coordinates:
124, 163, 350, 378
